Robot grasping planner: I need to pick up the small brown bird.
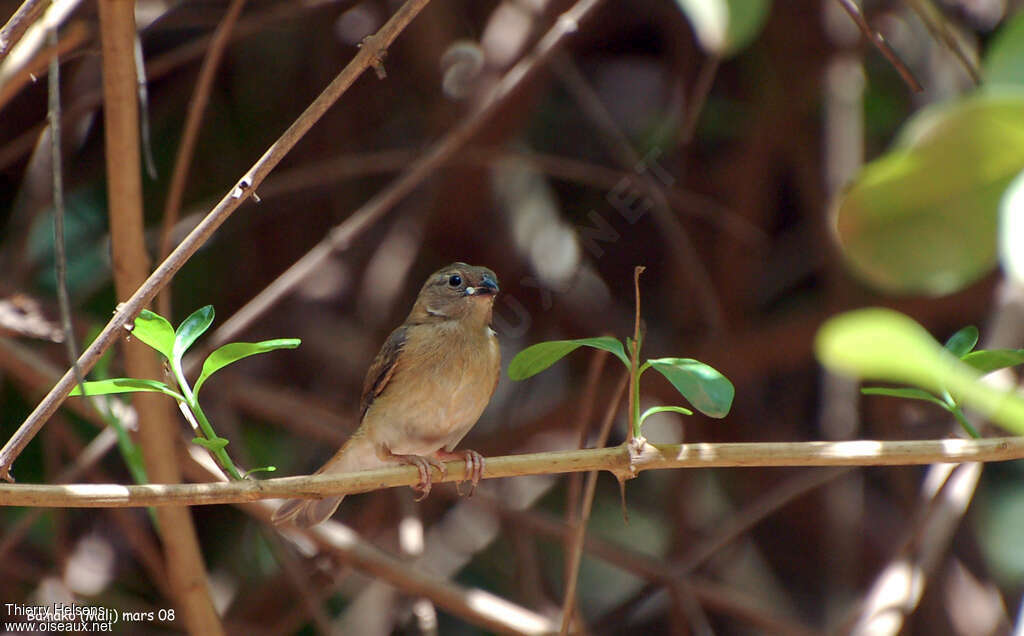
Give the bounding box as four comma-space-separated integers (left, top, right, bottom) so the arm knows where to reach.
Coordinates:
272, 263, 501, 527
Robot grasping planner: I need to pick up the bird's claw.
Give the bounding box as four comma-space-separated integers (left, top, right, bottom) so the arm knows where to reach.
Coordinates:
436, 450, 485, 497
400, 454, 446, 501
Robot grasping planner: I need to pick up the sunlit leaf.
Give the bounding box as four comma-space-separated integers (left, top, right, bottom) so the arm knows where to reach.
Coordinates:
639, 405, 694, 427
69, 378, 184, 401
173, 305, 215, 362
132, 310, 175, 360
508, 337, 629, 380
944, 325, 979, 357
675, 0, 771, 57
194, 339, 302, 396
832, 93, 1024, 295
815, 308, 1024, 434
999, 168, 1024, 286
646, 358, 734, 418
961, 348, 1024, 374
861, 386, 948, 409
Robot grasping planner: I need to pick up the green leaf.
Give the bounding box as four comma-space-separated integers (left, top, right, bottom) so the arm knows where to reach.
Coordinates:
173, 305, 215, 362
508, 337, 629, 380
999, 167, 1024, 286
961, 348, 1024, 374
944, 325, 979, 357
193, 339, 302, 396
132, 310, 176, 360
983, 11, 1024, 88
192, 436, 229, 452
675, 0, 771, 57
815, 308, 1024, 434
647, 358, 734, 418
69, 378, 184, 401
832, 92, 1024, 295
861, 386, 948, 409
639, 405, 694, 427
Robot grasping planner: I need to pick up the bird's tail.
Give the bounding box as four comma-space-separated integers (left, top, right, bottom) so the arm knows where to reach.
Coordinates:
271, 433, 379, 528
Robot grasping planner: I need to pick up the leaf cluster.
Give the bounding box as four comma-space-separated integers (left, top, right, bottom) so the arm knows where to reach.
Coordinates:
71, 306, 300, 479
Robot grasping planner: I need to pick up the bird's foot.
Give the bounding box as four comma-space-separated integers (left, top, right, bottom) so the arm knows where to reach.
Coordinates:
393, 453, 447, 501
436, 449, 485, 497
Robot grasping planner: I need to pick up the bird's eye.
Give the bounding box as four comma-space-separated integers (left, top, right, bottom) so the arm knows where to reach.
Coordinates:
447, 274, 462, 288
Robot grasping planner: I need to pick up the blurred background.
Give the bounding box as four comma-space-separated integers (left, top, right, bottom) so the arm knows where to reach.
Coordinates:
2, 0, 1024, 633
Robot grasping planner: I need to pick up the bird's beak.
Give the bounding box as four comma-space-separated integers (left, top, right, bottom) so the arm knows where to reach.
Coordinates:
466, 274, 499, 296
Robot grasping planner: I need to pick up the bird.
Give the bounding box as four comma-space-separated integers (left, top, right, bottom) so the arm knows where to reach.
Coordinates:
272, 263, 501, 527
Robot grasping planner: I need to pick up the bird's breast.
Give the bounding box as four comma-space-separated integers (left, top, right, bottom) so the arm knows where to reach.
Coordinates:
365, 322, 499, 454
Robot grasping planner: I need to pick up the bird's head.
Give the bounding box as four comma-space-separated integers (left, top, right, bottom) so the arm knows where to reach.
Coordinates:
410, 263, 499, 325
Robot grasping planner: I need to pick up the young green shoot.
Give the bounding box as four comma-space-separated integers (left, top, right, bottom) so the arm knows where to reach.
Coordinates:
70, 306, 300, 480
508, 268, 734, 444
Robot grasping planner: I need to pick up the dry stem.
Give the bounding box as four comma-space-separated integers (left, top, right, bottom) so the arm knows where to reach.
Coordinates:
2, 437, 1023, 508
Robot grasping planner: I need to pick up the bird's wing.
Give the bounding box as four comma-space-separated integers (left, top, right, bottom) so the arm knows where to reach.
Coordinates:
359, 325, 408, 420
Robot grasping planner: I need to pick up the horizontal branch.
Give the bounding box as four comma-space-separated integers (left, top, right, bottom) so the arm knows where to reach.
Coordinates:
2, 437, 1023, 508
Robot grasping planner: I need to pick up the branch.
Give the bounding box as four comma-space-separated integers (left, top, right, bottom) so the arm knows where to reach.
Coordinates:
0, 0, 435, 481
3, 437, 1024, 508
0, 0, 47, 62
834, 0, 922, 93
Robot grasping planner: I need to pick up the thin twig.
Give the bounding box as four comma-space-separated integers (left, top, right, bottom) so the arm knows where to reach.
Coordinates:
198, 0, 608, 354
3, 437, 1024, 508
834, 0, 923, 93
565, 347, 611, 535
628, 266, 644, 441
156, 0, 248, 318
134, 33, 158, 180
903, 0, 981, 85
0, 20, 89, 114
0, 0, 47, 62
0, 0, 436, 482
46, 20, 83, 395
560, 371, 628, 634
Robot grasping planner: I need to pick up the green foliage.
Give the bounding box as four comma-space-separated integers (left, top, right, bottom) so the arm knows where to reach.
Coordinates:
831, 92, 1024, 295
173, 306, 215, 361
815, 309, 1024, 436
131, 310, 176, 360
70, 378, 184, 400
194, 339, 301, 397
509, 337, 733, 438
999, 168, 1024, 287
831, 14, 1024, 297
674, 0, 771, 57
645, 358, 734, 419
508, 337, 628, 379
69, 306, 300, 480
983, 10, 1024, 87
